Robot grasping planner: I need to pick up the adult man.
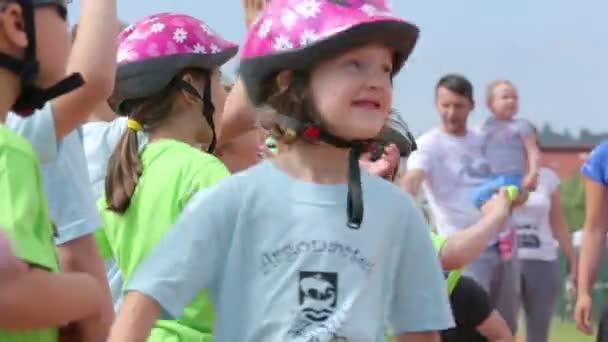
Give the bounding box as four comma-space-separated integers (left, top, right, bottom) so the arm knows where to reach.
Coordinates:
402, 74, 520, 333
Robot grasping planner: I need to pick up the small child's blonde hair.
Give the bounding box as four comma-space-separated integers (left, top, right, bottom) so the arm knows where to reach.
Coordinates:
486, 79, 517, 107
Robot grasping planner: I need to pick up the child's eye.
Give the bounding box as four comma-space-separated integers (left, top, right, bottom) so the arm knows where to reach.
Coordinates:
345, 59, 362, 69
382, 64, 393, 74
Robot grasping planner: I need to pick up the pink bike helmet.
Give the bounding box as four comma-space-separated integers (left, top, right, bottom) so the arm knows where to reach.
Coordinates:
113, 13, 238, 152
240, 0, 419, 105
239, 0, 419, 229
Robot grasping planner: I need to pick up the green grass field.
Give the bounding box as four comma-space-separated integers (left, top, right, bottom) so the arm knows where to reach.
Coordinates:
517, 319, 594, 342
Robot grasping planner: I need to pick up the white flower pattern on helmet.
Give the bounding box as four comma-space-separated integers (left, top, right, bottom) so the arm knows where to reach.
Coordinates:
172, 27, 188, 43
273, 35, 293, 51
241, 0, 413, 60
192, 43, 206, 53
294, 0, 321, 18
117, 13, 237, 63
281, 9, 299, 30
117, 48, 139, 63
150, 22, 166, 33
200, 23, 212, 34
258, 19, 273, 38
360, 4, 378, 16
299, 29, 317, 47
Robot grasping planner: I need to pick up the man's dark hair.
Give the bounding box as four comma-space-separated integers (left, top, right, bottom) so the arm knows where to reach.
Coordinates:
435, 74, 474, 103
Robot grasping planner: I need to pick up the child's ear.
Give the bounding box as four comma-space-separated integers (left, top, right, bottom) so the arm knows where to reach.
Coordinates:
180, 73, 203, 105
0, 3, 28, 51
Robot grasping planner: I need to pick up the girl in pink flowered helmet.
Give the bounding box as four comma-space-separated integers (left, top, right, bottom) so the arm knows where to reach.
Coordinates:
97, 13, 239, 341
108, 2, 454, 341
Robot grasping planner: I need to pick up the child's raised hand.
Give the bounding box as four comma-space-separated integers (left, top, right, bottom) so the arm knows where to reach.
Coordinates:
243, 0, 269, 27
523, 172, 539, 191
480, 188, 511, 223
359, 143, 400, 180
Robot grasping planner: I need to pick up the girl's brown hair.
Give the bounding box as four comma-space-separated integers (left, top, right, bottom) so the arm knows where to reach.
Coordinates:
105, 69, 208, 213
257, 71, 315, 144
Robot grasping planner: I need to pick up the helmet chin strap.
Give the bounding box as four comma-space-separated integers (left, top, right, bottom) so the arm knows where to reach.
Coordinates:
0, 0, 84, 117
277, 113, 367, 229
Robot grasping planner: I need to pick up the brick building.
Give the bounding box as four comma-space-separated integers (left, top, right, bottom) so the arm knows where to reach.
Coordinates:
541, 145, 593, 179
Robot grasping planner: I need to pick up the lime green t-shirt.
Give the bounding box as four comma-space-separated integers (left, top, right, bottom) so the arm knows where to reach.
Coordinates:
430, 231, 462, 295
0, 125, 59, 342
98, 139, 230, 341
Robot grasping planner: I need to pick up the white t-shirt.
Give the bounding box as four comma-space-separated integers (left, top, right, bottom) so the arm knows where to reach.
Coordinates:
407, 128, 492, 237
513, 168, 561, 261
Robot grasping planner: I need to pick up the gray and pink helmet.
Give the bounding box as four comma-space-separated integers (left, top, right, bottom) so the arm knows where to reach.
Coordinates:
112, 13, 238, 152
239, 0, 419, 229
239, 0, 419, 105
378, 110, 417, 157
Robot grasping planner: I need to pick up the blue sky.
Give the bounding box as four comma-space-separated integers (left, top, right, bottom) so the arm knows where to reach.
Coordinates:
68, 0, 607, 136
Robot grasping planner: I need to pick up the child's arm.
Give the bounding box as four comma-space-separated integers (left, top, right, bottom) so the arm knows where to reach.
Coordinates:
58, 234, 115, 340
577, 142, 608, 303
0, 230, 27, 286
439, 188, 511, 270
575, 176, 608, 335
453, 276, 513, 342
0, 267, 102, 329
521, 131, 540, 190
477, 311, 514, 342
51, 0, 117, 139
218, 79, 262, 145
108, 291, 162, 342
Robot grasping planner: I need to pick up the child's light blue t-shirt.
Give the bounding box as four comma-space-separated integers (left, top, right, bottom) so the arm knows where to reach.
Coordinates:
127, 160, 455, 341
480, 116, 535, 175
5, 103, 58, 164
6, 107, 101, 244
42, 129, 101, 244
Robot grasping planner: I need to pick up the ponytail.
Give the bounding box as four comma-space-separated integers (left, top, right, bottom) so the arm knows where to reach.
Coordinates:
104, 68, 211, 213
105, 123, 142, 213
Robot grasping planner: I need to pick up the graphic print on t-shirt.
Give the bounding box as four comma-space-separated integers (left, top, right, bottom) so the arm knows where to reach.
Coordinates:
458, 154, 491, 185
516, 223, 541, 249
299, 272, 338, 322
288, 271, 348, 341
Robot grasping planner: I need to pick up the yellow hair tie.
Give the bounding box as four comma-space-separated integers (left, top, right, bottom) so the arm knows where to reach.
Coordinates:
127, 118, 143, 131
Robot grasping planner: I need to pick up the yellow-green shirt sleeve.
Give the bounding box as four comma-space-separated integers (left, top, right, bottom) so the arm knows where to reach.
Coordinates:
0, 147, 58, 271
